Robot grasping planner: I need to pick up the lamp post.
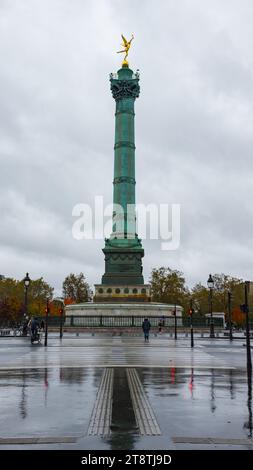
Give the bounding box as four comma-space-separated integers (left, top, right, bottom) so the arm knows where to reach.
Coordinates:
207, 274, 215, 338
59, 306, 64, 339
44, 299, 50, 347
244, 282, 252, 374
88, 289, 93, 302
228, 290, 233, 341
189, 299, 194, 348
174, 303, 177, 340
23, 273, 31, 319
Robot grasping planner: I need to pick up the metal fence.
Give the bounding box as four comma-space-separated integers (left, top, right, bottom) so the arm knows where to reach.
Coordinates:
63, 315, 231, 328
63, 315, 226, 328
0, 315, 252, 330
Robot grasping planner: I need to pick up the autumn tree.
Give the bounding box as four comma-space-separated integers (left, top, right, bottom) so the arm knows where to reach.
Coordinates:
150, 267, 189, 311
149, 267, 247, 321
191, 283, 209, 314
28, 278, 54, 316
212, 274, 244, 313
0, 277, 25, 323
0, 276, 54, 323
62, 273, 90, 303
191, 274, 244, 316
232, 306, 245, 327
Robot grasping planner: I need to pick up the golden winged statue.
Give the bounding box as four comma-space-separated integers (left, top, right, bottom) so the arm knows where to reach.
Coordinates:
117, 34, 134, 66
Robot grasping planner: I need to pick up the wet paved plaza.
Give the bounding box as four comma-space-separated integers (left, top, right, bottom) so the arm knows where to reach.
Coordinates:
0, 334, 252, 450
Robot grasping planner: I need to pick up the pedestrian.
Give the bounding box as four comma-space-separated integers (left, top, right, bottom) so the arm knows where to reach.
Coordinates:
31, 317, 39, 333
142, 318, 151, 342
40, 319, 45, 331
158, 320, 162, 334
30, 317, 40, 343
22, 318, 29, 336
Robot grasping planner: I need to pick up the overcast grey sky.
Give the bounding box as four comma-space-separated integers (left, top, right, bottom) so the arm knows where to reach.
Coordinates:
1, 0, 253, 293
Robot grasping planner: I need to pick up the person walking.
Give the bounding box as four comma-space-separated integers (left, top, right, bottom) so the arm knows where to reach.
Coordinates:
142, 318, 151, 342
30, 317, 40, 343
30, 317, 38, 334
22, 318, 29, 336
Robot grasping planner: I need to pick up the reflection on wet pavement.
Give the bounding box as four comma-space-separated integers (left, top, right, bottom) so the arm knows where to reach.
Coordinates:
138, 367, 253, 448
245, 368, 253, 438
0, 336, 246, 369
0, 368, 102, 440
0, 366, 252, 449
108, 368, 138, 449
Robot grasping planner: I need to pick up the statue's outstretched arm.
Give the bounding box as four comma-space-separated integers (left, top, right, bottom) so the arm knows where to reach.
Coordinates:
121, 34, 128, 46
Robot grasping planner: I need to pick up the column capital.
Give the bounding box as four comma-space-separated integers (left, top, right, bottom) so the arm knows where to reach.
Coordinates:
110, 68, 140, 101
110, 79, 140, 101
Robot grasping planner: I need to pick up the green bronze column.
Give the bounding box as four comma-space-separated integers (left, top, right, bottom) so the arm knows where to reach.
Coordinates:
112, 65, 138, 239
101, 64, 144, 286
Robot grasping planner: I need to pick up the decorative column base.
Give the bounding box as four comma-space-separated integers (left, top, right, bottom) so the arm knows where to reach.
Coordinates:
101, 245, 144, 285
94, 284, 151, 303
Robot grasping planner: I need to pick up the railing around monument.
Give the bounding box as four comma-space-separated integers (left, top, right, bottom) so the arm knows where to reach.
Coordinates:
64, 315, 180, 328
1, 315, 251, 331
62, 315, 227, 329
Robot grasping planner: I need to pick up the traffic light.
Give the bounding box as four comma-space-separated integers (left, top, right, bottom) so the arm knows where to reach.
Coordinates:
45, 304, 50, 315
240, 304, 248, 314
59, 307, 64, 316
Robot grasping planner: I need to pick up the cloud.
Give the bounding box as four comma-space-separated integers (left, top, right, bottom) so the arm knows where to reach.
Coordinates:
1, 0, 253, 292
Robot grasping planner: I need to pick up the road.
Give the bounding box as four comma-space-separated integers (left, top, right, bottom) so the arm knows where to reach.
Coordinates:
0, 333, 252, 450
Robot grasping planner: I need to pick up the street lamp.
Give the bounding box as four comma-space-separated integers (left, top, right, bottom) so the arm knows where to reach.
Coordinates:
88, 289, 93, 302
228, 290, 233, 341
207, 274, 215, 338
23, 272, 31, 318
44, 298, 50, 347
241, 282, 252, 374
174, 303, 177, 340
189, 299, 194, 348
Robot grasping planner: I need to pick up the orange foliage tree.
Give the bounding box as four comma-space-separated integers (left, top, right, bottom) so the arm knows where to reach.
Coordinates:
231, 307, 245, 328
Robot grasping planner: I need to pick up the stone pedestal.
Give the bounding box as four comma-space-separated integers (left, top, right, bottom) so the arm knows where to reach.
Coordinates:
65, 302, 183, 327
94, 284, 151, 303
